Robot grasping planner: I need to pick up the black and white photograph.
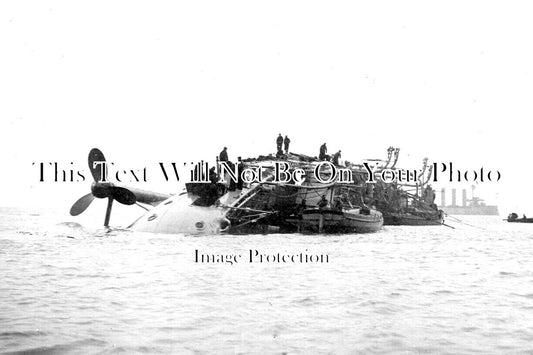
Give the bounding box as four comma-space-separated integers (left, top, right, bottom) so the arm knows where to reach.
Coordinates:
1, 1, 532, 354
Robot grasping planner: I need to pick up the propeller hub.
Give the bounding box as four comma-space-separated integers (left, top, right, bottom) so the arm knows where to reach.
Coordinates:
91, 181, 114, 199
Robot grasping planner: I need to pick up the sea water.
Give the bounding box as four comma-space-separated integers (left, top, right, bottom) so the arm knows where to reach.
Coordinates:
1, 207, 533, 354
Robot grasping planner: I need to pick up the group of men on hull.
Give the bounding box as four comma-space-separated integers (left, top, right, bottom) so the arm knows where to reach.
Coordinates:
319, 142, 342, 166
276, 136, 342, 166
216, 137, 345, 187
276, 134, 291, 157
216, 138, 341, 191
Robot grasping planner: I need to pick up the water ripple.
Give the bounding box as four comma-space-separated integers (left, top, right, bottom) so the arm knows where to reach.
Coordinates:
1, 212, 533, 354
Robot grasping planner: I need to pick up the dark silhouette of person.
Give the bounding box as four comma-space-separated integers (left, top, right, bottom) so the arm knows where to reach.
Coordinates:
332, 150, 341, 165
334, 198, 343, 211
219, 147, 228, 162
284, 135, 291, 153
276, 134, 283, 152
319, 143, 327, 160
318, 195, 329, 209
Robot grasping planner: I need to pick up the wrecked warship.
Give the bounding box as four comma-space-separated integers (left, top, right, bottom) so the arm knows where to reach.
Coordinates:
70, 147, 443, 235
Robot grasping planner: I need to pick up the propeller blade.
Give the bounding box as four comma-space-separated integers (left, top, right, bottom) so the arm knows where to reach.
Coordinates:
112, 186, 137, 205
70, 193, 95, 216
88, 148, 106, 182
126, 186, 171, 206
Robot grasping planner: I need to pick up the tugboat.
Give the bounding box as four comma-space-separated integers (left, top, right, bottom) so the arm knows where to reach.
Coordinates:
507, 213, 533, 223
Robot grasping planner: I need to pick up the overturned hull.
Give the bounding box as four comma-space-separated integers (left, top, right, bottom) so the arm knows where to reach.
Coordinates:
129, 193, 231, 235
72, 148, 429, 234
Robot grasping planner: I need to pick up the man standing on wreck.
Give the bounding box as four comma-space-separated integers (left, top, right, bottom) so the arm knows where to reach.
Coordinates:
319, 143, 328, 160
276, 134, 283, 152
284, 135, 291, 154
219, 147, 228, 162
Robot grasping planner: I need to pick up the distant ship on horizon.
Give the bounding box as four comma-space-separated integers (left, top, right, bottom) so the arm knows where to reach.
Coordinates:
438, 186, 499, 216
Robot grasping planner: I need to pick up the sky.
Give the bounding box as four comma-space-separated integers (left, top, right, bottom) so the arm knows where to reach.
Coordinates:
1, 1, 532, 218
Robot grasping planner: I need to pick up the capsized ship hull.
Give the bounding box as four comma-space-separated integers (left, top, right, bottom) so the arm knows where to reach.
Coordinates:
130, 154, 386, 235
72, 148, 441, 234
129, 192, 231, 235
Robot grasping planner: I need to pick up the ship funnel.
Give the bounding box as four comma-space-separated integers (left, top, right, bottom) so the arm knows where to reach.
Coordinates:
441, 188, 446, 207
462, 189, 467, 207
451, 188, 457, 207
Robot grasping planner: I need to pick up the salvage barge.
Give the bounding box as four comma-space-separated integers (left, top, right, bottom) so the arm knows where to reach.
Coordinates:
182, 148, 441, 233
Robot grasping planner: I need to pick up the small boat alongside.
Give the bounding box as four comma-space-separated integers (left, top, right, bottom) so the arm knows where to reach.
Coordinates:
293, 207, 383, 233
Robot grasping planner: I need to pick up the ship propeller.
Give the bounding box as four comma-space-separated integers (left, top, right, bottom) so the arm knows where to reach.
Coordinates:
69, 148, 136, 226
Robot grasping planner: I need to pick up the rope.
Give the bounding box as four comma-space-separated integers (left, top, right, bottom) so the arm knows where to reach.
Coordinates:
135, 202, 149, 211
231, 212, 274, 229
218, 204, 271, 214
443, 213, 487, 230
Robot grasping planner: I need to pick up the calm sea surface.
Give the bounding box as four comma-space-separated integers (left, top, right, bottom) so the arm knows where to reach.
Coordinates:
1, 207, 533, 354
